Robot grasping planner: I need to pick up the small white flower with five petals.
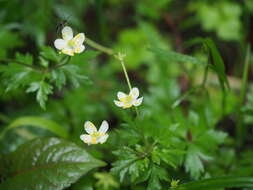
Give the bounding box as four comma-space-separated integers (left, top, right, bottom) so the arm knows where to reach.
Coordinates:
54, 26, 85, 56
114, 87, 143, 109
80, 121, 109, 145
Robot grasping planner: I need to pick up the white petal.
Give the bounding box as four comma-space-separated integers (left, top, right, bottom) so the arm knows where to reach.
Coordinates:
114, 100, 123, 107
72, 33, 85, 46
99, 120, 109, 133
98, 134, 109, 144
130, 87, 139, 99
80, 134, 92, 143
62, 26, 73, 41
54, 39, 67, 50
133, 97, 143, 106
61, 48, 74, 56
74, 45, 85, 53
84, 121, 97, 134
117, 92, 127, 101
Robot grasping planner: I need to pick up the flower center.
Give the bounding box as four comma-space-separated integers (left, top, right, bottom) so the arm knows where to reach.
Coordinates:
122, 95, 133, 104
67, 39, 76, 48
91, 132, 102, 138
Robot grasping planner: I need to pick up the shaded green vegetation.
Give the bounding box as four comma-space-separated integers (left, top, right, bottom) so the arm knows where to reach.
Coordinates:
0, 0, 253, 190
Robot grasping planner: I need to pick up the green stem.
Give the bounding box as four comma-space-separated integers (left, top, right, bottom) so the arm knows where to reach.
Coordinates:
118, 54, 139, 116
119, 58, 132, 90
201, 65, 208, 88
85, 37, 140, 116
51, 56, 71, 70
236, 44, 251, 146
0, 59, 40, 70
239, 44, 251, 105
85, 37, 114, 55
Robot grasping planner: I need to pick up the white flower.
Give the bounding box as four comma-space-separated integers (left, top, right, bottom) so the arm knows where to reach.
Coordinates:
54, 26, 85, 56
80, 121, 109, 145
114, 87, 143, 109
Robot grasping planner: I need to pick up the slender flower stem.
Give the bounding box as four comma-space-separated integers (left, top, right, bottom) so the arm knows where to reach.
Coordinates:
118, 55, 132, 90
85, 37, 114, 55
85, 38, 140, 116
116, 53, 139, 116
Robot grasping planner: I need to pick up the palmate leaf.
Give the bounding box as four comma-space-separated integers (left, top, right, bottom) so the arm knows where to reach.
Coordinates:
0, 137, 106, 190
184, 144, 212, 179
147, 165, 168, 190
170, 176, 253, 190
26, 81, 53, 109
61, 65, 90, 88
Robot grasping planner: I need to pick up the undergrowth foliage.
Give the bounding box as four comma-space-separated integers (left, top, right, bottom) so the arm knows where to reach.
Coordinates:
0, 1, 253, 190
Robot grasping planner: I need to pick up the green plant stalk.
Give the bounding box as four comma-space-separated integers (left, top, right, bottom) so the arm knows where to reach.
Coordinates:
0, 58, 40, 70
236, 44, 251, 146
119, 57, 139, 116
85, 37, 114, 55
119, 58, 132, 90
239, 45, 251, 105
85, 37, 139, 116
52, 56, 71, 70
201, 65, 208, 88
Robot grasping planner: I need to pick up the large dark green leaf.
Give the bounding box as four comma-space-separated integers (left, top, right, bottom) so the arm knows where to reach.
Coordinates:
170, 176, 253, 190
0, 137, 106, 190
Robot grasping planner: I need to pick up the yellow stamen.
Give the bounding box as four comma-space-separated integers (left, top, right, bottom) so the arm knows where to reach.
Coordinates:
91, 137, 97, 144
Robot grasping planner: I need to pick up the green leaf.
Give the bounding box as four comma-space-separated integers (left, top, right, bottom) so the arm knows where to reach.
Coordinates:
0, 63, 37, 92
204, 38, 229, 90
184, 144, 212, 179
0, 30, 23, 50
185, 37, 230, 90
40, 46, 60, 62
149, 47, 206, 66
70, 50, 100, 64
170, 176, 253, 190
0, 116, 68, 139
50, 69, 66, 90
26, 81, 53, 109
37, 81, 53, 109
94, 172, 119, 189
61, 65, 89, 88
190, 1, 242, 40
147, 165, 168, 190
5, 70, 32, 92
15, 52, 33, 65
0, 137, 106, 190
